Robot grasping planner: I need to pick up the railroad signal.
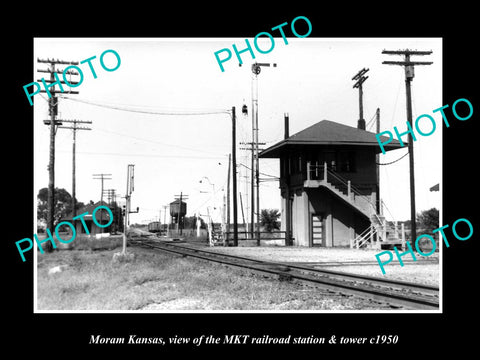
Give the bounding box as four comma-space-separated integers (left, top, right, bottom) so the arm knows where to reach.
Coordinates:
249, 62, 277, 245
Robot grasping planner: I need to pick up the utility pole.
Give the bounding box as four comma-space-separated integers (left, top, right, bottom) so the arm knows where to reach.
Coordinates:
58, 119, 92, 218
103, 189, 112, 205
92, 173, 112, 203
352, 68, 369, 130
239, 141, 265, 240
239, 192, 247, 239
284, 113, 292, 246
242, 174, 249, 239
251, 62, 276, 246
163, 204, 169, 236
93, 173, 112, 234
240, 141, 255, 240
103, 188, 118, 207
103, 189, 118, 233
382, 49, 433, 244
37, 58, 79, 251
231, 106, 238, 247
375, 108, 381, 215
122, 164, 136, 255
226, 153, 231, 245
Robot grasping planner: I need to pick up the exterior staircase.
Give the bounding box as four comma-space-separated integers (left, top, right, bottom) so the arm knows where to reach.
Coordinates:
305, 162, 405, 250
208, 223, 226, 246
369, 213, 405, 250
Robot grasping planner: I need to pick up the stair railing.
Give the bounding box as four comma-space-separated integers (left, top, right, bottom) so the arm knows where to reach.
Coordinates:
352, 225, 376, 249
307, 161, 403, 248
322, 165, 378, 216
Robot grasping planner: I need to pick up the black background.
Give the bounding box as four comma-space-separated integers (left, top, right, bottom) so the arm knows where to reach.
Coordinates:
6, 4, 477, 355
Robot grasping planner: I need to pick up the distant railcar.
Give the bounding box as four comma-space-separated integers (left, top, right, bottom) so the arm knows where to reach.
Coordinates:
148, 221, 161, 233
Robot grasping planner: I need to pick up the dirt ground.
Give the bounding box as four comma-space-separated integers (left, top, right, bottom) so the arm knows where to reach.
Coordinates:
185, 244, 441, 287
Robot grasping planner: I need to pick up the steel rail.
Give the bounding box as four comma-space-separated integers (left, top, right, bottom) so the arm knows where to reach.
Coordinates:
152, 240, 438, 291
130, 238, 439, 310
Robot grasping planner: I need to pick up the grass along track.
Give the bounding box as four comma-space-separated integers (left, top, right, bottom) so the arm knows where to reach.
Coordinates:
131, 238, 439, 310
37, 246, 392, 310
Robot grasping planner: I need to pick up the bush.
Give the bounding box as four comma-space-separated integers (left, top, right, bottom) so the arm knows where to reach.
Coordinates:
260, 209, 281, 233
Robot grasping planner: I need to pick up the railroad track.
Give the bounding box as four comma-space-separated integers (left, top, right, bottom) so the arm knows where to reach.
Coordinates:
130, 237, 439, 310
286, 258, 438, 267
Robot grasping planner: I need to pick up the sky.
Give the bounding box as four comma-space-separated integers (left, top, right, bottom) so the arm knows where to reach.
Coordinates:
33, 37, 442, 226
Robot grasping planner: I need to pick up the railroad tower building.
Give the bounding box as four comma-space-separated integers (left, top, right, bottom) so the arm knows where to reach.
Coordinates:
259, 118, 404, 248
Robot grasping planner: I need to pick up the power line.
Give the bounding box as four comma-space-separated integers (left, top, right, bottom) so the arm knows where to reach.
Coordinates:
61, 96, 229, 116
376, 150, 409, 165
60, 96, 242, 244
237, 163, 278, 179
59, 149, 225, 160
94, 128, 222, 156
365, 111, 377, 131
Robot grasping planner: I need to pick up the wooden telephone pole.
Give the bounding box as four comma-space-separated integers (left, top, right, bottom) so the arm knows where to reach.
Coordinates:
103, 189, 119, 233
231, 107, 239, 247
93, 173, 112, 233
122, 164, 136, 254
239, 140, 265, 240
382, 49, 433, 243
37, 58, 80, 251
375, 108, 381, 215
59, 119, 92, 218
92, 173, 112, 203
226, 153, 231, 245
352, 68, 369, 130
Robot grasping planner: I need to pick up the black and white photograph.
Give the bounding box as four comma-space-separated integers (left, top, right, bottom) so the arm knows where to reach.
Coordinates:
6, 5, 478, 356
31, 37, 442, 313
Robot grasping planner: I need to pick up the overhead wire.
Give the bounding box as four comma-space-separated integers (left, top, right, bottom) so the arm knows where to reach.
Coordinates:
238, 163, 278, 179
95, 128, 224, 156
376, 150, 409, 165
379, 71, 407, 221
44, 88, 275, 223
42, 93, 234, 162
365, 111, 377, 131
60, 96, 230, 116
57, 149, 225, 160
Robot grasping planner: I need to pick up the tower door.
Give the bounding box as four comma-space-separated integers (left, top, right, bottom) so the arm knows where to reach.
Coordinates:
311, 213, 324, 247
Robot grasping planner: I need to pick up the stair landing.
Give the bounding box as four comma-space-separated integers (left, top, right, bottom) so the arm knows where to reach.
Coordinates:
304, 179, 372, 218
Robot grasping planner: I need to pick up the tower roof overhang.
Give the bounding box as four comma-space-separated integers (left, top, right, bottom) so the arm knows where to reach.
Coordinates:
259, 119, 405, 158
